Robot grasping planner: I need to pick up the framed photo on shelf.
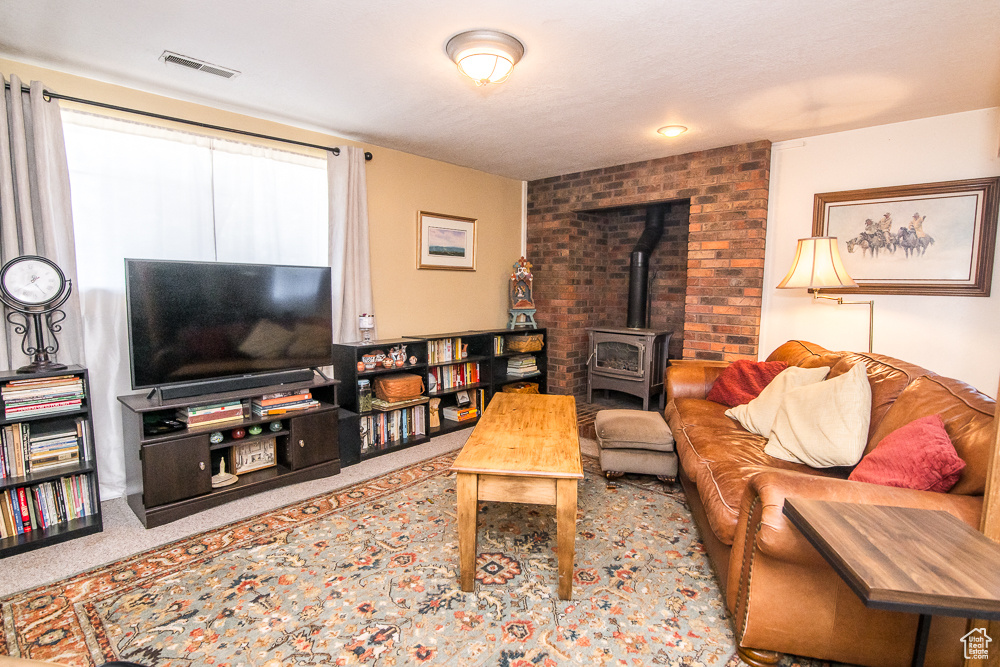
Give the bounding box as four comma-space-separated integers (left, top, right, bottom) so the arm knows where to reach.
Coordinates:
812, 177, 998, 296
228, 438, 276, 474
455, 389, 471, 407
417, 211, 477, 271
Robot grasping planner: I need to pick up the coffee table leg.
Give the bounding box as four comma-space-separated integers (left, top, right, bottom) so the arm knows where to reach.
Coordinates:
456, 472, 478, 592
911, 613, 931, 667
556, 478, 577, 600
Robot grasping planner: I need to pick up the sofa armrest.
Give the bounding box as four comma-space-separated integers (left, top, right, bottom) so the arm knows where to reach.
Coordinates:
726, 469, 984, 613
734, 469, 983, 567
665, 360, 730, 402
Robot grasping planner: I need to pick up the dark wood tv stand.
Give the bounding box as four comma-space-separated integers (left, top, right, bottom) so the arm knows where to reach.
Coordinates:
118, 372, 341, 528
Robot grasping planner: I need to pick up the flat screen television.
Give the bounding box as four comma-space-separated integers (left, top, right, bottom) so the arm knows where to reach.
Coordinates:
125, 259, 333, 393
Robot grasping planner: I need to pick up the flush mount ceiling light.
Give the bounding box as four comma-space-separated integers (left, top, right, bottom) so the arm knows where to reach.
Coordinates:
657, 125, 688, 138
446, 29, 524, 86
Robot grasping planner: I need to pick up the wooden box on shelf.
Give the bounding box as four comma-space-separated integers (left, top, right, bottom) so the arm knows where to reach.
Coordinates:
0, 365, 103, 557
118, 372, 340, 529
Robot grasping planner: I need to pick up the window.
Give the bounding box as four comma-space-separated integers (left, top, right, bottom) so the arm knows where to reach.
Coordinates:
61, 110, 329, 498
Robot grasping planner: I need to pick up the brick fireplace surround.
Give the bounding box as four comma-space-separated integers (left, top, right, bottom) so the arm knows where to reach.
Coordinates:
526, 141, 771, 397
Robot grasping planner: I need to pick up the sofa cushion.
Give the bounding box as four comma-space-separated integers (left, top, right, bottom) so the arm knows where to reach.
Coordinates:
765, 362, 872, 468
725, 365, 830, 436
849, 414, 966, 492
827, 352, 927, 449
706, 359, 788, 407
871, 375, 995, 495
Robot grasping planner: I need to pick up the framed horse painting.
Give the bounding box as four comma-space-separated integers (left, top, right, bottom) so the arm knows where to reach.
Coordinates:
812, 177, 999, 296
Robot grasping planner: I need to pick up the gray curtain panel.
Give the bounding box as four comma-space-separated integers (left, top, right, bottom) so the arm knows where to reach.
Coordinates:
328, 145, 375, 343
0, 74, 85, 370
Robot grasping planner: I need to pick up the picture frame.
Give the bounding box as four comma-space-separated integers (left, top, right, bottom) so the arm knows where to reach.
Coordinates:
228, 438, 276, 474
417, 211, 477, 271
812, 177, 998, 296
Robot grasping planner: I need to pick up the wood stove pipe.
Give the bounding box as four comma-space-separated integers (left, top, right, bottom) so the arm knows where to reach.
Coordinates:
627, 204, 668, 328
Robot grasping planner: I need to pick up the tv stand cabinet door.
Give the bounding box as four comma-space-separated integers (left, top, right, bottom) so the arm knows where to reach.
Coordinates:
142, 435, 213, 507
288, 410, 338, 470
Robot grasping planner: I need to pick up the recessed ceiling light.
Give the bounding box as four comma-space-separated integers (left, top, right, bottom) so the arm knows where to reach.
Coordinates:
657, 125, 688, 138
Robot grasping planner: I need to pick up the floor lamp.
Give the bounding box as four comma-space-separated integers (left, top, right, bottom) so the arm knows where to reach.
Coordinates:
777, 237, 874, 353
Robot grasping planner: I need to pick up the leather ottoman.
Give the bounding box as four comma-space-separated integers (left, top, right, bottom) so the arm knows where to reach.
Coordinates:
594, 409, 677, 481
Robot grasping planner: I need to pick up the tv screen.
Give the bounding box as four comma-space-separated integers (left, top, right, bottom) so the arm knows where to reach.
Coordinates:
125, 259, 333, 390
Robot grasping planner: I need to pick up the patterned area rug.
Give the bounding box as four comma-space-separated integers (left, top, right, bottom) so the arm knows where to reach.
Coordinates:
1, 454, 831, 666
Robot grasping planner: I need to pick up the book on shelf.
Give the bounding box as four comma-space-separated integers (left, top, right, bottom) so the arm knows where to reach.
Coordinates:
255, 391, 312, 407
252, 399, 320, 416
179, 401, 242, 417
360, 404, 425, 454
1, 418, 88, 478
2, 376, 86, 419
428, 362, 480, 392
442, 405, 478, 422
177, 406, 244, 426
371, 396, 429, 411
428, 337, 463, 364
494, 335, 504, 355
0, 474, 94, 537
506, 354, 538, 376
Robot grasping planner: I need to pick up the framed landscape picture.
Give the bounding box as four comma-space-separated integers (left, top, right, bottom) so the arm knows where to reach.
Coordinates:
812, 177, 999, 296
417, 211, 477, 270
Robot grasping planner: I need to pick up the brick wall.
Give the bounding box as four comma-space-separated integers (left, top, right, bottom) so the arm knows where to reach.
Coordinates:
526, 141, 771, 396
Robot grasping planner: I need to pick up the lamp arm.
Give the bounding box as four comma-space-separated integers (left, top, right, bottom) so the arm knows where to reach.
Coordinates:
809, 289, 874, 353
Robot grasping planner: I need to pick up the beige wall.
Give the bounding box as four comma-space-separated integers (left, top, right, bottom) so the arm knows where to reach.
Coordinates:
1, 58, 523, 339
760, 108, 1000, 396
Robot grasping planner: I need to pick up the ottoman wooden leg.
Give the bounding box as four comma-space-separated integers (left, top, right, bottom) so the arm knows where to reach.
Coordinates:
604, 470, 625, 479
657, 475, 676, 483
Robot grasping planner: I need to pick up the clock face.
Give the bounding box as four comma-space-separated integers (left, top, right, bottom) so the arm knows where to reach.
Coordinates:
1, 257, 65, 307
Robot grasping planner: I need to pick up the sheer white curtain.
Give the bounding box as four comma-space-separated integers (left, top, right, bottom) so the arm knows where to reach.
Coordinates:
0, 75, 85, 369
62, 111, 328, 499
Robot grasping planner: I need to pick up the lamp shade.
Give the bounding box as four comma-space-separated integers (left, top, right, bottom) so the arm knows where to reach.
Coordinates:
777, 237, 858, 289
446, 29, 524, 85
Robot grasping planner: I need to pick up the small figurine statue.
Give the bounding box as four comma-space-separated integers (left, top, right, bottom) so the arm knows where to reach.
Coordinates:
211, 457, 238, 488
429, 397, 441, 428
508, 257, 537, 329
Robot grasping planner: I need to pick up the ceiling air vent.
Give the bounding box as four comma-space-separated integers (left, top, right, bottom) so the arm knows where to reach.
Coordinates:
159, 51, 240, 79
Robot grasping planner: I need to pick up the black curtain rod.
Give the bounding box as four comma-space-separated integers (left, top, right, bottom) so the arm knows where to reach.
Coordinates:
4, 81, 373, 161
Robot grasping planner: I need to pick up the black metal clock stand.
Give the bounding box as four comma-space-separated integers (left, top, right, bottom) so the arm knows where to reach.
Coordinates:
0, 282, 73, 374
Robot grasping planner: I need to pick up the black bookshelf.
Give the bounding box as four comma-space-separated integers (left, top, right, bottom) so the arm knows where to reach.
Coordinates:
0, 366, 103, 557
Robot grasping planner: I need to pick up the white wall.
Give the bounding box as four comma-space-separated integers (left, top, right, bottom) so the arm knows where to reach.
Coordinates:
760, 108, 1000, 397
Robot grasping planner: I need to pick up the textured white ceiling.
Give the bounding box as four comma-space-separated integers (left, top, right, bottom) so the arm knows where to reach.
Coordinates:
1, 0, 998, 180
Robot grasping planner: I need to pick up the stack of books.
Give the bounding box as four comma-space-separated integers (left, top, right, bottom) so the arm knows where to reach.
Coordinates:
251, 390, 319, 417
2, 375, 85, 420
443, 405, 479, 422
0, 473, 94, 537
506, 355, 538, 377
177, 401, 244, 428
428, 337, 463, 364
26, 428, 80, 473
0, 418, 88, 478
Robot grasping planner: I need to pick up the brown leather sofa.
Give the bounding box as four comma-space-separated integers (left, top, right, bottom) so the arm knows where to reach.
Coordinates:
665, 340, 996, 667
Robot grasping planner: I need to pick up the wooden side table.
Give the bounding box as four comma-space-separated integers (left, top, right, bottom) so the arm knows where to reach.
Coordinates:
784, 498, 1000, 666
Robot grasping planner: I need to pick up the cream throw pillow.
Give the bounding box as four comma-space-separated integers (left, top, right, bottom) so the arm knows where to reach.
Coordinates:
725, 365, 830, 436
764, 362, 872, 468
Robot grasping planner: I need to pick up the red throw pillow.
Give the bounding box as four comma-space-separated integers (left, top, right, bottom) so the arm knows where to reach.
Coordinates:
849, 414, 966, 492
706, 359, 788, 407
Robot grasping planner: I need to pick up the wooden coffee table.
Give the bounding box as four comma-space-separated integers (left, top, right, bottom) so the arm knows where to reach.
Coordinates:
784, 498, 1000, 667
451, 393, 583, 599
